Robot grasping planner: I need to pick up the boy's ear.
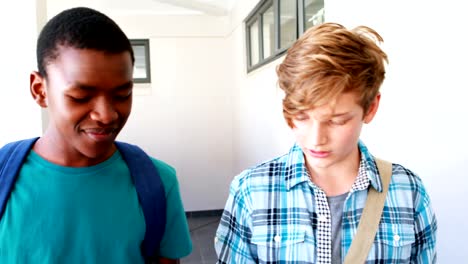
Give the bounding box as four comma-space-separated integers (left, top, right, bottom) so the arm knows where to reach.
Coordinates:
363, 93, 381, 124
30, 71, 48, 108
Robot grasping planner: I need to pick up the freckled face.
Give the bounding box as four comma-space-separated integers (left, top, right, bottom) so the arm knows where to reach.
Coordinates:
37, 47, 134, 165
291, 92, 379, 172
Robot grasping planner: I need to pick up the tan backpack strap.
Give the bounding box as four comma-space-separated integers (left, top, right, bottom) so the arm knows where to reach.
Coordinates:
343, 158, 392, 264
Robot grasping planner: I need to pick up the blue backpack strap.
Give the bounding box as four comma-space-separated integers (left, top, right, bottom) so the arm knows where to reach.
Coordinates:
0, 137, 39, 218
115, 141, 166, 262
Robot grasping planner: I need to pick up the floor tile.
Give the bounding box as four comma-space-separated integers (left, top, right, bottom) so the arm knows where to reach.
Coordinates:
181, 213, 221, 264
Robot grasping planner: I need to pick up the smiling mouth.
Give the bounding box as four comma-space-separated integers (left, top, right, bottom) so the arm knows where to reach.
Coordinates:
83, 128, 118, 142
308, 149, 330, 158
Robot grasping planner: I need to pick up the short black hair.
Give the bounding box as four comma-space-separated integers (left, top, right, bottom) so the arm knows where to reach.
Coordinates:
37, 7, 134, 78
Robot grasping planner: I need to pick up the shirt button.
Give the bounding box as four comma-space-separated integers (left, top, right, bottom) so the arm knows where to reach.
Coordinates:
274, 235, 281, 242
318, 214, 327, 222
393, 234, 400, 241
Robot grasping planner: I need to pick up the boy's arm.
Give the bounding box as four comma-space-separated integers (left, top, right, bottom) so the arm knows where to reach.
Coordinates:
215, 175, 256, 264
151, 159, 192, 260
411, 183, 437, 263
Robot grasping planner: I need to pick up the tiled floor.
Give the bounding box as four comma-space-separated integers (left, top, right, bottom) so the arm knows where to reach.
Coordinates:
181, 212, 222, 264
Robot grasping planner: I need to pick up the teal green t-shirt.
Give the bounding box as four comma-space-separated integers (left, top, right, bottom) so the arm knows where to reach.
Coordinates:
0, 150, 192, 263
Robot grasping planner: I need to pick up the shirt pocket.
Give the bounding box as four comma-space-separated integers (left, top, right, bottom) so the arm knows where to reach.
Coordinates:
251, 227, 314, 263
368, 223, 415, 263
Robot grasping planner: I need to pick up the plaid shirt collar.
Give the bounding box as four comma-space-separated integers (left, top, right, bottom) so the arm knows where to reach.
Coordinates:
284, 140, 383, 193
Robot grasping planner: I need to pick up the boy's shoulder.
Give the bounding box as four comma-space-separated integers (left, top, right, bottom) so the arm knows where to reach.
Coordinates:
231, 151, 295, 192
115, 141, 179, 193
241, 152, 290, 175
148, 157, 180, 194
0, 138, 38, 151
368, 157, 432, 207
361, 142, 426, 189
388, 162, 427, 192
115, 141, 175, 175
149, 157, 176, 177
0, 137, 38, 176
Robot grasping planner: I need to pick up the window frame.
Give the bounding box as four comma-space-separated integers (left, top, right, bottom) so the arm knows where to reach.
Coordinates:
244, 0, 325, 73
130, 39, 152, 84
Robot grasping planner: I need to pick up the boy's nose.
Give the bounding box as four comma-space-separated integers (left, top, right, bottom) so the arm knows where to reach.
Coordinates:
90, 100, 118, 124
309, 123, 327, 146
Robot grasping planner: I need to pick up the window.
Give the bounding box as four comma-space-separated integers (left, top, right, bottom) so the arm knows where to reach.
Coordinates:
130, 39, 151, 83
248, 19, 260, 66
304, 0, 325, 30
262, 5, 275, 59
279, 0, 297, 50
245, 0, 325, 72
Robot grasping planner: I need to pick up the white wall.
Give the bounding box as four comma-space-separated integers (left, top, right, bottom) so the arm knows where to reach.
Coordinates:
115, 14, 234, 212
228, 0, 294, 175
0, 0, 44, 146
230, 0, 468, 262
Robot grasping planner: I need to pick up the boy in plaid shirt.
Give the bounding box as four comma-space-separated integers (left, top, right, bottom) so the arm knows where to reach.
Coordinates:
215, 22, 437, 264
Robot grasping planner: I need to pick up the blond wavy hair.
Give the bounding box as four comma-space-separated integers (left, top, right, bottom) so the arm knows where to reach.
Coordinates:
277, 22, 388, 127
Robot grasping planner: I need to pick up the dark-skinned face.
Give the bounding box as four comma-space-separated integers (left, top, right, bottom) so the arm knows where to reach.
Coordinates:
30, 46, 134, 166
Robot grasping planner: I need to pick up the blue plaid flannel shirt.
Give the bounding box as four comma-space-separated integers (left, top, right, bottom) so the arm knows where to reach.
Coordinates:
215, 141, 437, 263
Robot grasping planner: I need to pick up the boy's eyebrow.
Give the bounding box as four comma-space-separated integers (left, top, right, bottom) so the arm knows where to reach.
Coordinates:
114, 81, 134, 91
71, 81, 133, 91
331, 112, 351, 117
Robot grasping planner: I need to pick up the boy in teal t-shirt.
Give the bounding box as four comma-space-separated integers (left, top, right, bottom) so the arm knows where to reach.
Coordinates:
0, 7, 191, 264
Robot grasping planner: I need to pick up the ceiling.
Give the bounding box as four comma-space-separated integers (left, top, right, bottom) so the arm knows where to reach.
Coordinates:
153, 0, 236, 16
100, 0, 237, 16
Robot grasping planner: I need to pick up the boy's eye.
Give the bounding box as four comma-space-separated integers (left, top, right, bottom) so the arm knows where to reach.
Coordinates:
69, 96, 90, 103
294, 114, 309, 121
329, 119, 347, 126
114, 92, 132, 101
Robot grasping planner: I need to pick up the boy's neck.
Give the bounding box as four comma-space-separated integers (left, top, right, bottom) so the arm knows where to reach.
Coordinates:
306, 150, 361, 196
33, 133, 116, 167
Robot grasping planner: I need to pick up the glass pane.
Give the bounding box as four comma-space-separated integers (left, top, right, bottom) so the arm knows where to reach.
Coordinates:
280, 0, 297, 49
133, 45, 147, 79
249, 20, 260, 66
262, 5, 275, 59
304, 0, 324, 29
